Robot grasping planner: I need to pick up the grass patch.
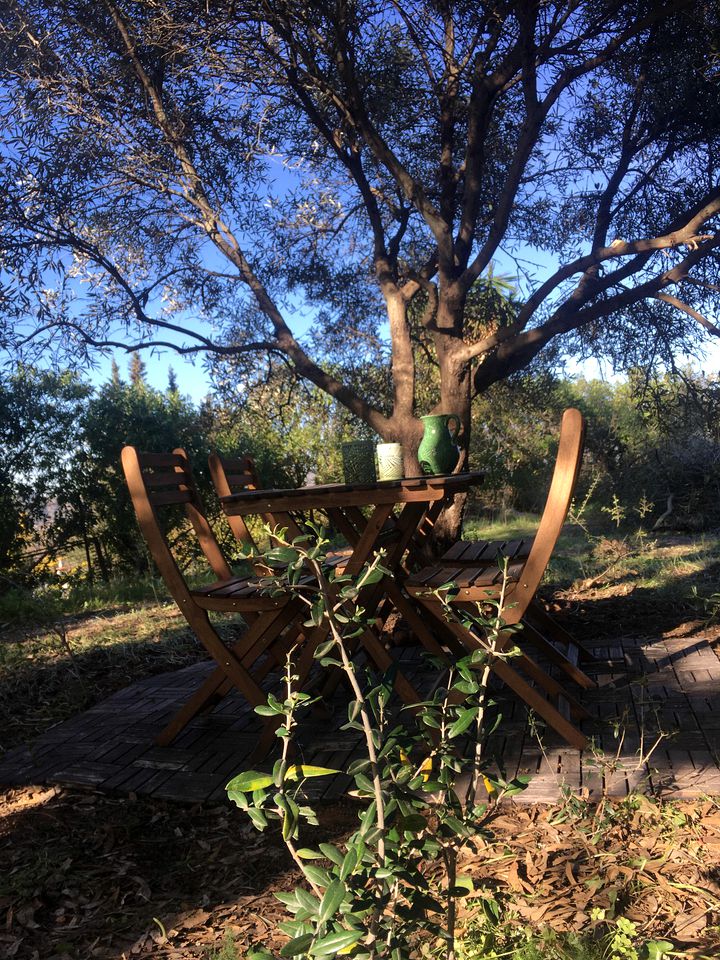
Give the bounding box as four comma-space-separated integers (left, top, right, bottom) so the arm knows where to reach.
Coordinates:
458, 925, 605, 959
0, 574, 167, 625
0, 589, 252, 755
462, 507, 720, 608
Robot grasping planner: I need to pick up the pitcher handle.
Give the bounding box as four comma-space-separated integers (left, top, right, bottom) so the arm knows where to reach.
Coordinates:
446, 414, 461, 442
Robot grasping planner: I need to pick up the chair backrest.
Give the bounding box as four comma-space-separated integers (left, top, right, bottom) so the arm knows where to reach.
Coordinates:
208, 453, 263, 550
121, 447, 233, 607
208, 453, 305, 543
505, 407, 585, 623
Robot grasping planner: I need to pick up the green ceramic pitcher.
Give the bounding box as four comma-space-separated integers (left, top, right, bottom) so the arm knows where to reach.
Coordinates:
418, 413, 461, 475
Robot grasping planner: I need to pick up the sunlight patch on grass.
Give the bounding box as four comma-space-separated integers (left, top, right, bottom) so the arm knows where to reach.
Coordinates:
462, 512, 720, 602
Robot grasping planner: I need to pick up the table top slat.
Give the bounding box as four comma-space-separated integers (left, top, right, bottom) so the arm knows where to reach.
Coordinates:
221, 471, 483, 516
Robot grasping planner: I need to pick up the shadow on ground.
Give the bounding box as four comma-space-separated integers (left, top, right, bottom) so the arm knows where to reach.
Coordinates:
550, 557, 720, 642
0, 786, 361, 959
0, 624, 209, 757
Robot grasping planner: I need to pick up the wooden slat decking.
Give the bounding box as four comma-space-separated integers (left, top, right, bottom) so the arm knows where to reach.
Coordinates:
1, 630, 719, 804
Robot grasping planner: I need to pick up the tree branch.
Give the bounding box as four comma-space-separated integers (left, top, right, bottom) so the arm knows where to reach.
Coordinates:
653, 293, 720, 336
515, 186, 720, 330
473, 235, 720, 392
462, 0, 697, 289
19, 320, 279, 357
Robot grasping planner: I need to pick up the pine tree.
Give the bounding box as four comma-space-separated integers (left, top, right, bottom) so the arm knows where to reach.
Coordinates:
129, 354, 147, 387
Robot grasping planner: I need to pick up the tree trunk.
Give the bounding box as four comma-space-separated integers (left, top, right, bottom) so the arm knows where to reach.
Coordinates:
416, 305, 474, 552
93, 537, 111, 583
77, 501, 95, 586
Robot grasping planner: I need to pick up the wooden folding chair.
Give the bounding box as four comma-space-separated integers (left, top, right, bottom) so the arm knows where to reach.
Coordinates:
208, 453, 307, 547
439, 408, 596, 675
406, 408, 592, 749
121, 446, 307, 749
209, 451, 354, 570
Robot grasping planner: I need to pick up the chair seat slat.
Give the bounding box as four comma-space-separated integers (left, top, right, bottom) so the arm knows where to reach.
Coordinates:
200, 575, 257, 596
441, 536, 534, 565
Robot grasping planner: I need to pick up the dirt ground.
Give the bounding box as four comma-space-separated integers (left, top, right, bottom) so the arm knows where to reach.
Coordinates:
2, 784, 720, 959
2, 542, 720, 959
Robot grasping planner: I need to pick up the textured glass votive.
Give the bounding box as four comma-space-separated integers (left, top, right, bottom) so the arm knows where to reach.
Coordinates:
341, 440, 377, 484
376, 443, 403, 481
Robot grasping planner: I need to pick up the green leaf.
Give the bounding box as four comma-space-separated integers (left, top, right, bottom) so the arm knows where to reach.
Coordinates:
310, 598, 325, 626
643, 942, 675, 960
310, 929, 365, 957
279, 933, 314, 957
296, 848, 323, 860
399, 813, 427, 834
254, 703, 283, 716
295, 887, 320, 915
286, 764, 340, 781
279, 794, 300, 841
277, 918, 306, 937
226, 771, 274, 793
359, 566, 385, 585
267, 547, 300, 563
226, 788, 248, 810
274, 891, 300, 908
319, 878, 347, 923
440, 814, 471, 836
247, 808, 269, 831
358, 800, 376, 833
504, 774, 531, 796
252, 787, 269, 806
419, 780, 444, 793
340, 846, 358, 880
346, 757, 370, 776
273, 758, 288, 787
314, 639, 336, 659
353, 773, 375, 796
448, 707, 478, 738
318, 842, 345, 866
304, 865, 332, 887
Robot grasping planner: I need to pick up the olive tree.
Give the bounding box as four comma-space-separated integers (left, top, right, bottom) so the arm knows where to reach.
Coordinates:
1, 0, 719, 538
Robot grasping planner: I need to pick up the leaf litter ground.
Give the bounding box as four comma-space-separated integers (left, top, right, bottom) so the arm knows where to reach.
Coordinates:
2, 535, 720, 958
2, 786, 720, 959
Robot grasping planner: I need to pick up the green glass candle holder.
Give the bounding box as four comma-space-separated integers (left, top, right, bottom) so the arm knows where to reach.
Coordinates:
341, 440, 377, 484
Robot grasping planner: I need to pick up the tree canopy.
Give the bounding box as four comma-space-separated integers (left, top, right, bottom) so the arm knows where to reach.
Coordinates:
1, 0, 719, 487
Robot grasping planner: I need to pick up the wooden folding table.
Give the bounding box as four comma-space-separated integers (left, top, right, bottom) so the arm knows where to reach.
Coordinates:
220, 473, 484, 706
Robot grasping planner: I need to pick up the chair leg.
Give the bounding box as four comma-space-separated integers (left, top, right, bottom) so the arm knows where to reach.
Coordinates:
384, 582, 448, 658
155, 670, 228, 746
419, 602, 588, 750
518, 618, 596, 690
526, 601, 600, 663
155, 605, 303, 745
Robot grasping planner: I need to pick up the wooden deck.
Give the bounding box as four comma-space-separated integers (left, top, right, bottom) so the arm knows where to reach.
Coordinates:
2, 630, 719, 805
